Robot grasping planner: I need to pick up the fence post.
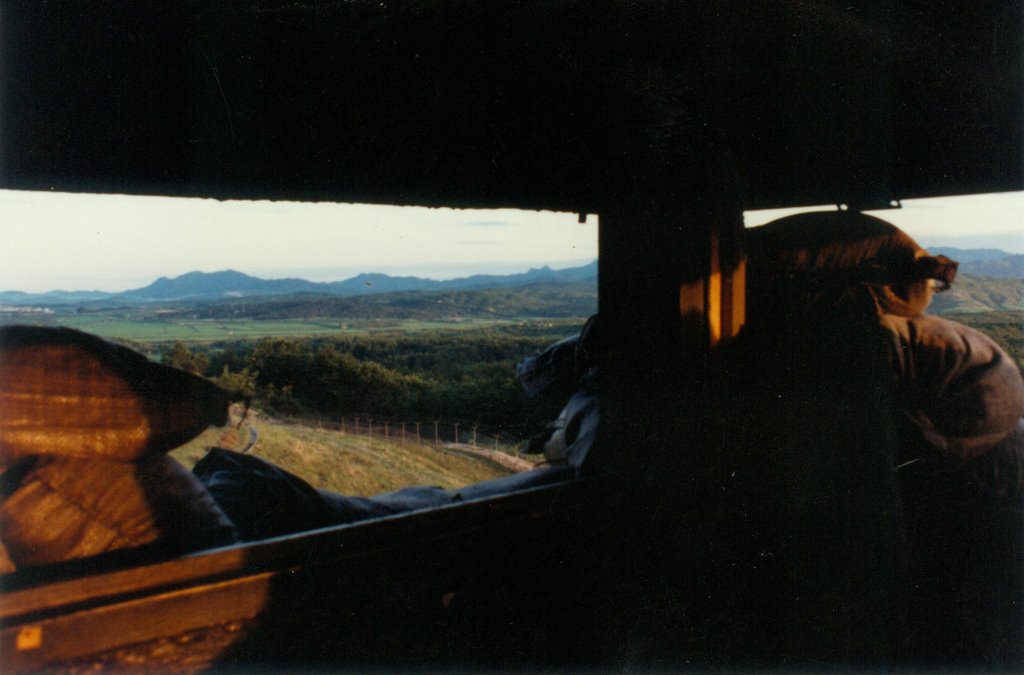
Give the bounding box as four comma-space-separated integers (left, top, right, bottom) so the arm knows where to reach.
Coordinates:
354, 416, 360, 435
340, 417, 345, 434
434, 421, 439, 444
472, 425, 478, 448
454, 423, 460, 445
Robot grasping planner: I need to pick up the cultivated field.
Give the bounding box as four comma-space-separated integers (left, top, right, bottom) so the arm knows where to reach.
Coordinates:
1, 314, 581, 344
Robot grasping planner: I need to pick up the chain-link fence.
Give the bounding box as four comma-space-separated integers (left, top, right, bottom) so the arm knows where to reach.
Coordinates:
304, 413, 527, 457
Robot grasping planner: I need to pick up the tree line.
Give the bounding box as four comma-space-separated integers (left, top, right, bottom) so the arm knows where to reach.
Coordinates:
188, 281, 598, 321
160, 327, 579, 441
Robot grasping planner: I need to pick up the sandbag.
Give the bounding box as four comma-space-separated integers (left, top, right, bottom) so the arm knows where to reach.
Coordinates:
0, 455, 238, 568
534, 391, 600, 467
194, 448, 494, 540
970, 419, 1024, 499
0, 325, 238, 570
879, 313, 1024, 458
0, 541, 15, 575
193, 448, 373, 540
0, 326, 231, 463
194, 447, 582, 541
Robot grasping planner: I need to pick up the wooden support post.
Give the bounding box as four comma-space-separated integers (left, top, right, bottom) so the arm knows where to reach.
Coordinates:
595, 192, 745, 474
704, 201, 746, 349
593, 189, 748, 665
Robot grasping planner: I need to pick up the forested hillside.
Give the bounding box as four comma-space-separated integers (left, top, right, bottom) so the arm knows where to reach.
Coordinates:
929, 274, 1023, 313
165, 324, 582, 443
190, 280, 598, 320
959, 255, 1024, 279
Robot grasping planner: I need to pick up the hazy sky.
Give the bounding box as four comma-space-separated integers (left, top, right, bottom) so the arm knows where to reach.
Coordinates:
1, 189, 1020, 293
745, 191, 1023, 252
0, 190, 598, 292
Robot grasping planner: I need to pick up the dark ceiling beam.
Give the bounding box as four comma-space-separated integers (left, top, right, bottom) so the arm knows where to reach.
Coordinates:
1, 1, 1020, 213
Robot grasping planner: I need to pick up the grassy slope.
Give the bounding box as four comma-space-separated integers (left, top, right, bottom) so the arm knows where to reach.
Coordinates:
170, 413, 514, 497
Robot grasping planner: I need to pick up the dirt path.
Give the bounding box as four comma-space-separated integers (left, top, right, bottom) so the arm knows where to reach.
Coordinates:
440, 443, 536, 473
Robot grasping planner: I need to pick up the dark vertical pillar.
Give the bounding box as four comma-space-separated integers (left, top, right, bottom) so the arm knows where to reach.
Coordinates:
592, 187, 747, 661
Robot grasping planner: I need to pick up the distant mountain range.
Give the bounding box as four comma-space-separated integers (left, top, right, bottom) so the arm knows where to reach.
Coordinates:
0, 261, 598, 306
959, 255, 1024, 279
2, 247, 1020, 316
928, 247, 1024, 279
928, 246, 1014, 263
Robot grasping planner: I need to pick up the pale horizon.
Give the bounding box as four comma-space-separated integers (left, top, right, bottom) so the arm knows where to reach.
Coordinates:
744, 191, 1024, 254
1, 189, 1020, 293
